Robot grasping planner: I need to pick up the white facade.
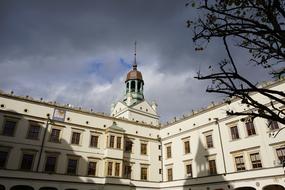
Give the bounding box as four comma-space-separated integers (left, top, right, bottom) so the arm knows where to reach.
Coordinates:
111, 101, 159, 126
0, 65, 284, 190
159, 79, 285, 190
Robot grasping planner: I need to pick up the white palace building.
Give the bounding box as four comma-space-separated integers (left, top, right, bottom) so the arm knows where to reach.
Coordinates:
0, 61, 284, 190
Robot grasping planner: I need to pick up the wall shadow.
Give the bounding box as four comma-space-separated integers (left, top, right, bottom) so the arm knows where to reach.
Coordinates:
183, 138, 230, 190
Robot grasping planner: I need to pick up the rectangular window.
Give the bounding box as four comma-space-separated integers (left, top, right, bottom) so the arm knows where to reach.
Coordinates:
184, 141, 190, 154
0, 151, 8, 168
107, 162, 113, 176
276, 147, 285, 163
141, 167, 148, 180
166, 146, 172, 158
116, 137, 122, 149
268, 119, 279, 130
141, 143, 147, 155
115, 163, 120, 176
167, 168, 173, 181
20, 153, 34, 170
2, 120, 17, 136
235, 156, 246, 171
125, 140, 133, 152
206, 135, 213, 148
186, 164, 192, 177
124, 164, 132, 179
158, 145, 161, 150
90, 135, 99, 148
50, 128, 61, 143
109, 135, 115, 148
71, 132, 81, 145
250, 153, 262, 169
44, 155, 57, 173
88, 161, 97, 176
230, 126, 240, 140
27, 124, 41, 140
245, 121, 256, 136
66, 158, 78, 175
208, 160, 217, 175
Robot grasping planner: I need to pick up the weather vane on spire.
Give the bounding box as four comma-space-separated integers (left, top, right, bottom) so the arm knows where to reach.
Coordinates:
133, 41, 137, 70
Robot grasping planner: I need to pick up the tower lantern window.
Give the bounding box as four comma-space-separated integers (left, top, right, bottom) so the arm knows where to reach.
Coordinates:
131, 81, 136, 92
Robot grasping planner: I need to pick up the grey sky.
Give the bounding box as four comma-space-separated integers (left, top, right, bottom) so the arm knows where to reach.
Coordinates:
0, 0, 272, 122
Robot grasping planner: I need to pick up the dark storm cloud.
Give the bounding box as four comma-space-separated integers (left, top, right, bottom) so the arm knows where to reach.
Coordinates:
0, 0, 271, 122
0, 0, 193, 66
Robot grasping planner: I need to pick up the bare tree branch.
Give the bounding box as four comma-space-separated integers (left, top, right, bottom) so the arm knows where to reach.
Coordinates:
189, 0, 285, 126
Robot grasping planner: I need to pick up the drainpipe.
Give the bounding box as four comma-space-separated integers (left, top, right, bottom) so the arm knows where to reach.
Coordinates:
214, 118, 227, 174
36, 116, 53, 172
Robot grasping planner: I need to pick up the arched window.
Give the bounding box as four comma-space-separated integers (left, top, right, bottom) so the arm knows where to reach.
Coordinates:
137, 82, 141, 92
130, 81, 135, 92
0, 184, 5, 190
263, 185, 285, 190
234, 187, 256, 190
39, 187, 58, 190
10, 185, 34, 190
126, 82, 129, 92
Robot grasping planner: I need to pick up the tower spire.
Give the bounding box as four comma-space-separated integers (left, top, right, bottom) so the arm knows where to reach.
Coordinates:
124, 41, 144, 105
133, 41, 137, 70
